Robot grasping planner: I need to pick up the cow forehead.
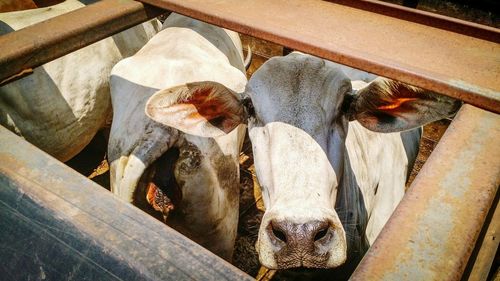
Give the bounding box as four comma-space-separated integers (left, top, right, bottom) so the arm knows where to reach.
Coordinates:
247, 53, 352, 134
249, 122, 337, 194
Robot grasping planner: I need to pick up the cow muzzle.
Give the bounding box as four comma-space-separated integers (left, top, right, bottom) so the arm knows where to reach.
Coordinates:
256, 214, 347, 269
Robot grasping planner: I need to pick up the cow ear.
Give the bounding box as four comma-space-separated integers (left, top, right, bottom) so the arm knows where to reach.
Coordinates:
347, 78, 461, 132
146, 81, 246, 137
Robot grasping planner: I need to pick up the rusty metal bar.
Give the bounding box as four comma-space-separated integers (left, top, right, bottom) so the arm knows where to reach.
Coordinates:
138, 0, 500, 114
0, 0, 164, 84
465, 194, 499, 281
350, 104, 500, 281
0, 125, 253, 280
328, 0, 500, 43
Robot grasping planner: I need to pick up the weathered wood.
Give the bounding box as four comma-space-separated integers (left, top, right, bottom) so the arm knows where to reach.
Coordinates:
0, 125, 253, 281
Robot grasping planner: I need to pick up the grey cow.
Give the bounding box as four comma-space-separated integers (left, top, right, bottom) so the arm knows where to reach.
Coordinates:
146, 52, 460, 273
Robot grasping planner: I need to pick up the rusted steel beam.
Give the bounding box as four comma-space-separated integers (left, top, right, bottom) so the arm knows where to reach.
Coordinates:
328, 0, 499, 43
350, 104, 500, 281
0, 0, 164, 84
0, 125, 253, 281
464, 195, 499, 281
138, 0, 500, 114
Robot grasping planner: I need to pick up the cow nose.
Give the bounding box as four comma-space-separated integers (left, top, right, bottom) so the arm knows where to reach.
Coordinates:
259, 218, 347, 269
267, 219, 332, 250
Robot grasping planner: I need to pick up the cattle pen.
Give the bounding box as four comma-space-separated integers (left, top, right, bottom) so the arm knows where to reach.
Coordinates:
0, 0, 498, 280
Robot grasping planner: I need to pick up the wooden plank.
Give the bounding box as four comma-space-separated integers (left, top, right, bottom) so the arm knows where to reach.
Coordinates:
0, 125, 253, 281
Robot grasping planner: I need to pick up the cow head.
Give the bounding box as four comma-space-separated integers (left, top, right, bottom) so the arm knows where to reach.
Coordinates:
146, 53, 461, 269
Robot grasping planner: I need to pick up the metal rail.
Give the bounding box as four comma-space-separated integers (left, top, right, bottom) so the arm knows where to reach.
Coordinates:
0, 0, 164, 85
328, 0, 500, 43
0, 0, 498, 279
138, 0, 500, 114
0, 0, 498, 110
350, 104, 500, 281
465, 195, 499, 281
0, 125, 253, 281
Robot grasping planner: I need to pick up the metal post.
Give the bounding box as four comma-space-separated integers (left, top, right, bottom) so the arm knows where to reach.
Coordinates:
0, 125, 253, 280
350, 105, 500, 280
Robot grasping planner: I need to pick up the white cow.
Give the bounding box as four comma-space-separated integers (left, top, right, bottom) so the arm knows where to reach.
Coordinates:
145, 52, 460, 273
0, 0, 161, 161
108, 13, 248, 261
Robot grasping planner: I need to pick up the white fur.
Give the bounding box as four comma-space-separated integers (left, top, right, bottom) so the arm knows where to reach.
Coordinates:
108, 13, 247, 260
0, 0, 161, 161
246, 53, 416, 268
250, 122, 347, 268
345, 121, 407, 243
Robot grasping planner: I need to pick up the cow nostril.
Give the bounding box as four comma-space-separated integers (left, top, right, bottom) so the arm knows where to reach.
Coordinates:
314, 227, 329, 241
271, 224, 287, 243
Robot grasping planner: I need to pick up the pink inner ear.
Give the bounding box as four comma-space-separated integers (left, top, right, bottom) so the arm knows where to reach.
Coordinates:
190, 88, 239, 131
191, 88, 223, 118
377, 98, 418, 110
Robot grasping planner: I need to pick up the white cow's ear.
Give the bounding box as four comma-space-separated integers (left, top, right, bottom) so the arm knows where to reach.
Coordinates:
348, 78, 461, 132
146, 81, 246, 137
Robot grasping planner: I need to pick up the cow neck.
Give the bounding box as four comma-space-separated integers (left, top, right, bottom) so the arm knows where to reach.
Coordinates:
335, 150, 370, 262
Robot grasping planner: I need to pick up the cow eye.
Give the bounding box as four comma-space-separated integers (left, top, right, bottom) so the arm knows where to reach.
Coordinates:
341, 91, 356, 116
242, 97, 255, 117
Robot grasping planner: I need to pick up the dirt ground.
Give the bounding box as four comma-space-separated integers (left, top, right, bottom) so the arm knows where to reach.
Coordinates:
65, 1, 497, 280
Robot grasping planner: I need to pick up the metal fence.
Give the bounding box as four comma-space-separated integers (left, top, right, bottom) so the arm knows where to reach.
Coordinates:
0, 0, 498, 280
